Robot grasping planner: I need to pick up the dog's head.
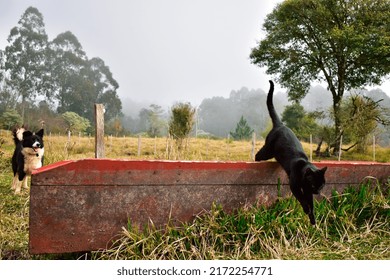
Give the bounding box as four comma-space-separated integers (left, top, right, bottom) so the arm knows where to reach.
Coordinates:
22, 129, 44, 153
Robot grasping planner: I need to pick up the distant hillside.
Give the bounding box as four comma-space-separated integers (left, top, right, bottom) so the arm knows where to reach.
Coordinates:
119, 85, 390, 146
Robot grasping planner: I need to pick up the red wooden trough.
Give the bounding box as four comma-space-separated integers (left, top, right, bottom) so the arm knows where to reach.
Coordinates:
29, 159, 389, 254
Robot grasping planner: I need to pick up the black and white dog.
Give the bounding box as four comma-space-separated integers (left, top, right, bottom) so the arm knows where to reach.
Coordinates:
11, 127, 44, 194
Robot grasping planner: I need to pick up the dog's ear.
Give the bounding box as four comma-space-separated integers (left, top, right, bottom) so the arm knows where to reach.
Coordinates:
36, 129, 44, 138
320, 166, 327, 174
22, 131, 33, 139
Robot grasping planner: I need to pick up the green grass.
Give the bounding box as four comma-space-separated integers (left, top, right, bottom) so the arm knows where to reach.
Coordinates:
0, 158, 30, 259
91, 182, 389, 260
0, 130, 389, 259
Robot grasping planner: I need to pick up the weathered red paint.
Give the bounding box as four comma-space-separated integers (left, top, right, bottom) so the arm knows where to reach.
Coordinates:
29, 159, 389, 254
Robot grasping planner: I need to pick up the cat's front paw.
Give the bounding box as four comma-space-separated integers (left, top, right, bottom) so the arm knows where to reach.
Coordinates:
309, 213, 316, 225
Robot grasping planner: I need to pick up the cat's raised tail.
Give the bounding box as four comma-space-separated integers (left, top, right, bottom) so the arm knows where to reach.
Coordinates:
267, 80, 282, 127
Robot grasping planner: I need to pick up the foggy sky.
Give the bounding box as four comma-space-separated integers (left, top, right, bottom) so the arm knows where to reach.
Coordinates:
1, 0, 389, 108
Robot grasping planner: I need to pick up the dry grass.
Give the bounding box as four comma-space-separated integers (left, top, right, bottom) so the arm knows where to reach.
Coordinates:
0, 129, 389, 259
0, 129, 387, 163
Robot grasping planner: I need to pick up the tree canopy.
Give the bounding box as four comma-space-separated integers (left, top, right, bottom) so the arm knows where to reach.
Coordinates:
62, 111, 91, 134
3, 7, 49, 120
250, 0, 390, 150
339, 94, 389, 151
137, 104, 166, 137
198, 87, 275, 138
0, 7, 122, 124
281, 103, 320, 141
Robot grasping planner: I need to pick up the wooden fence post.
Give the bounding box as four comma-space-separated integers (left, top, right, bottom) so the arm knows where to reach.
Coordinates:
226, 133, 230, 158
154, 136, 157, 157
67, 130, 71, 143
95, 104, 105, 158
137, 135, 142, 156
251, 132, 256, 161
338, 135, 343, 161
310, 134, 313, 162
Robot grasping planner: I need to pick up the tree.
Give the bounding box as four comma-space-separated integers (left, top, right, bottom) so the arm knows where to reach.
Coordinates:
50, 32, 122, 122
96, 89, 122, 121
230, 116, 254, 140
0, 88, 18, 115
49, 31, 88, 113
198, 88, 273, 138
105, 118, 123, 137
137, 104, 166, 137
0, 109, 22, 130
250, 0, 390, 151
339, 95, 389, 152
2, 7, 50, 121
282, 103, 320, 141
137, 108, 151, 133
0, 50, 5, 93
198, 96, 236, 137
62, 111, 91, 134
168, 102, 196, 149
88, 57, 122, 121
0, 7, 123, 129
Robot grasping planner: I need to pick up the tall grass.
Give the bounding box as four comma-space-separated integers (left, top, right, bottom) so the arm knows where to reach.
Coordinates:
92, 181, 389, 260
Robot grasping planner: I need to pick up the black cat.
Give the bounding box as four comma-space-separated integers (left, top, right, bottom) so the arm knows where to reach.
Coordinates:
255, 80, 327, 225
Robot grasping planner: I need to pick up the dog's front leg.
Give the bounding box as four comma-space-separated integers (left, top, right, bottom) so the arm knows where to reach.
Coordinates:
12, 175, 23, 194
11, 174, 18, 191
22, 176, 29, 189
13, 170, 27, 194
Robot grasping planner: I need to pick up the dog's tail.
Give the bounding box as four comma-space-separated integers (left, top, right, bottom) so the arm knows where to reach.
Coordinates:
267, 80, 282, 127
12, 127, 25, 146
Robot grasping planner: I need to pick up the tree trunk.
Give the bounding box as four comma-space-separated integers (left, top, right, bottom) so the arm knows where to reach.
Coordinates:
330, 90, 344, 155
21, 96, 26, 125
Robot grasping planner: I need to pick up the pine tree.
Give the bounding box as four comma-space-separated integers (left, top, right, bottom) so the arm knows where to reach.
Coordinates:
230, 116, 254, 140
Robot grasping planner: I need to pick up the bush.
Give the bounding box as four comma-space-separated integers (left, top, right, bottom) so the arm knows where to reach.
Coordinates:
0, 109, 22, 130
168, 103, 196, 150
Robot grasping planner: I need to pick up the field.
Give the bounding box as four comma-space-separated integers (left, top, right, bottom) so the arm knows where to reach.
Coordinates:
0, 130, 389, 259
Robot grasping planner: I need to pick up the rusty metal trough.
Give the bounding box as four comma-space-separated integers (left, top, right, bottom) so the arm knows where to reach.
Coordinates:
29, 159, 389, 254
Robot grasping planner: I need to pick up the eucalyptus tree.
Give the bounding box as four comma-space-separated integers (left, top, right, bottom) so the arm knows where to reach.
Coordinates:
250, 0, 390, 151
50, 33, 122, 121
0, 51, 17, 113
0, 50, 4, 84
49, 31, 89, 115
87, 57, 122, 121
2, 7, 50, 121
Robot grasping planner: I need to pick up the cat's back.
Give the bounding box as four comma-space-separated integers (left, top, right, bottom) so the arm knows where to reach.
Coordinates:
270, 124, 303, 149
271, 125, 307, 171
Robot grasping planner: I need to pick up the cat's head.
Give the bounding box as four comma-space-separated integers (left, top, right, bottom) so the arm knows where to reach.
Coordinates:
304, 166, 327, 194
